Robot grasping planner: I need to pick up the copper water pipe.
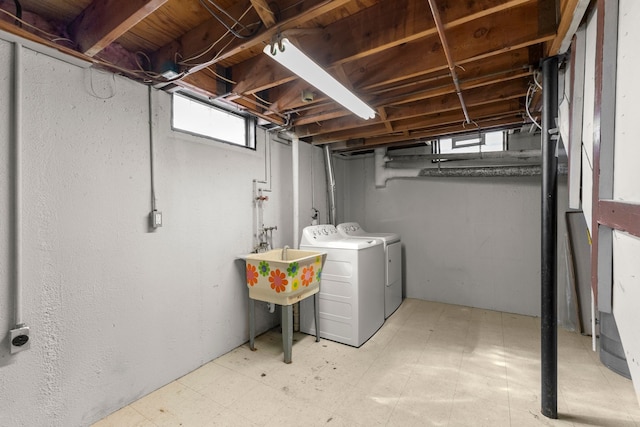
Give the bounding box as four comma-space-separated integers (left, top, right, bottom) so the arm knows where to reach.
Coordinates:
426, 0, 472, 124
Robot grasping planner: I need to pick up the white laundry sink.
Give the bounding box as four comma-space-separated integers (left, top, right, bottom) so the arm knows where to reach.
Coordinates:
244, 249, 326, 305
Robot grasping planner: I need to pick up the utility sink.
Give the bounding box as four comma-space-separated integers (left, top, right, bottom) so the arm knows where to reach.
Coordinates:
244, 249, 326, 305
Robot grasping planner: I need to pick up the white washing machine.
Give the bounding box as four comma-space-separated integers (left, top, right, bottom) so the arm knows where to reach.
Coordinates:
299, 224, 385, 347
337, 222, 403, 318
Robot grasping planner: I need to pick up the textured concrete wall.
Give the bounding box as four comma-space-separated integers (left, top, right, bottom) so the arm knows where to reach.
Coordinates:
336, 155, 569, 317
0, 40, 325, 426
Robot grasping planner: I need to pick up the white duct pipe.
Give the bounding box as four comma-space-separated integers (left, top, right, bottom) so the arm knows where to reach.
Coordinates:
374, 148, 422, 188
13, 42, 23, 326
286, 132, 301, 248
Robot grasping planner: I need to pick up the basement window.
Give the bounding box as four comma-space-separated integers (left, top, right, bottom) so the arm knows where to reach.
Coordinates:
435, 130, 505, 154
172, 93, 255, 149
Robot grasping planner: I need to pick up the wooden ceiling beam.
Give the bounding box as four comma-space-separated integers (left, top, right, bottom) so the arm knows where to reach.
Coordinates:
346, 2, 554, 91
292, 51, 533, 125
378, 107, 394, 133
228, 0, 535, 96
152, 0, 256, 73
174, 68, 228, 99
264, 80, 330, 116
369, 47, 532, 102
69, 0, 168, 56
295, 79, 529, 137
293, 0, 532, 67
0, 19, 94, 64
329, 116, 528, 152
155, 0, 352, 77
309, 100, 524, 143
250, 0, 277, 28
232, 55, 297, 95
548, 0, 589, 55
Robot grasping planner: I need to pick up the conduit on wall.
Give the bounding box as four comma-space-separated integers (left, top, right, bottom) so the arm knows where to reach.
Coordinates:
148, 86, 159, 229
12, 41, 24, 328
323, 144, 337, 225
426, 0, 471, 124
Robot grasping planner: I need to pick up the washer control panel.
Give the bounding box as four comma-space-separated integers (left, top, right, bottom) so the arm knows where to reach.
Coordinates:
302, 224, 339, 242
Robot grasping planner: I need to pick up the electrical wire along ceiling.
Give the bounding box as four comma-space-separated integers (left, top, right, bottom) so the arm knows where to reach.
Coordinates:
0, 0, 577, 153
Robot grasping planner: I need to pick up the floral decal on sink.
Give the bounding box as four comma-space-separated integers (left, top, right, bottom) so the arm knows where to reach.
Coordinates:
301, 265, 315, 287
269, 269, 288, 293
245, 250, 325, 303
287, 261, 299, 277
246, 264, 259, 286
258, 261, 270, 277
316, 268, 322, 282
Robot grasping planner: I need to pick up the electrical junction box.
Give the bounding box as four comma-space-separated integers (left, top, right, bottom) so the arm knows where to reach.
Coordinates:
150, 210, 162, 228
10, 325, 30, 354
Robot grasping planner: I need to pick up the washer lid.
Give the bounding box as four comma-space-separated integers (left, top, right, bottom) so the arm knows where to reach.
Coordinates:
300, 225, 382, 249
301, 238, 382, 249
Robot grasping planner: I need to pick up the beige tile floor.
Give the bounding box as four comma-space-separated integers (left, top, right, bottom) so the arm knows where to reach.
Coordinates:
93, 299, 640, 426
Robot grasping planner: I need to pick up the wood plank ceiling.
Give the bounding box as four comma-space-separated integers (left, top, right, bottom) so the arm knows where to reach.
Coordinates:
0, 0, 578, 152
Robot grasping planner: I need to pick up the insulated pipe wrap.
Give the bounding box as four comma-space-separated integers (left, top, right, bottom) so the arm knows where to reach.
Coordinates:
418, 165, 543, 177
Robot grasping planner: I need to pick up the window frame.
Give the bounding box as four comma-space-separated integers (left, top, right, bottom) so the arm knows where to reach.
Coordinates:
171, 93, 256, 150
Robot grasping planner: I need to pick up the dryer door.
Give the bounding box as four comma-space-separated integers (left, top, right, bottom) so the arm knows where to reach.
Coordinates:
385, 241, 403, 318
386, 242, 402, 286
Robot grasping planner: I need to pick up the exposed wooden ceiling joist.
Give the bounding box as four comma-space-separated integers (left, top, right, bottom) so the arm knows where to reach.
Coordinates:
69, 0, 168, 56
310, 100, 524, 143
0, 0, 573, 153
296, 78, 529, 137
249, 0, 277, 28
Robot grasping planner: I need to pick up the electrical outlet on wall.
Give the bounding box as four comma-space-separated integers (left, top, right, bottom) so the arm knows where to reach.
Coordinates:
10, 325, 30, 354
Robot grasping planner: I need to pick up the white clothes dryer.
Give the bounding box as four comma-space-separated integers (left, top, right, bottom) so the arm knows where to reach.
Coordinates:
337, 222, 403, 318
299, 224, 385, 347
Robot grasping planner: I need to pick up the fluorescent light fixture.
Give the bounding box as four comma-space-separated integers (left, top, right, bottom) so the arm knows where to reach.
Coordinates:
263, 37, 375, 120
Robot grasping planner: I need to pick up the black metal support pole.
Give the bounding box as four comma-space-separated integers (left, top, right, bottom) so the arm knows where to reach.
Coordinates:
541, 55, 559, 419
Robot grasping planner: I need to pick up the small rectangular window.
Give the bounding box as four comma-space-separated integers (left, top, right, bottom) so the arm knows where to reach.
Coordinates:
435, 130, 505, 154
172, 93, 255, 149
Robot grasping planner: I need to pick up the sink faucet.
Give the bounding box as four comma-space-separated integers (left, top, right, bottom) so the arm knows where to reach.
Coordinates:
282, 245, 289, 260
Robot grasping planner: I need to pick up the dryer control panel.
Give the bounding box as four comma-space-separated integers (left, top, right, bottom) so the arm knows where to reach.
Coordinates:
337, 222, 362, 235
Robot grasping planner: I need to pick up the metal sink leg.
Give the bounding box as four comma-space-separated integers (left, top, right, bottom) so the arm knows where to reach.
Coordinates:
282, 305, 293, 363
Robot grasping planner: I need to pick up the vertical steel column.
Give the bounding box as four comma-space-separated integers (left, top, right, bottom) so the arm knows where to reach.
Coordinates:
541, 55, 559, 419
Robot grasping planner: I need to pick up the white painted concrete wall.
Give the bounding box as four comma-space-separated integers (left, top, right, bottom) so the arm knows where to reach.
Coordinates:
0, 39, 327, 426
297, 141, 329, 237
613, 0, 640, 404
335, 155, 569, 317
